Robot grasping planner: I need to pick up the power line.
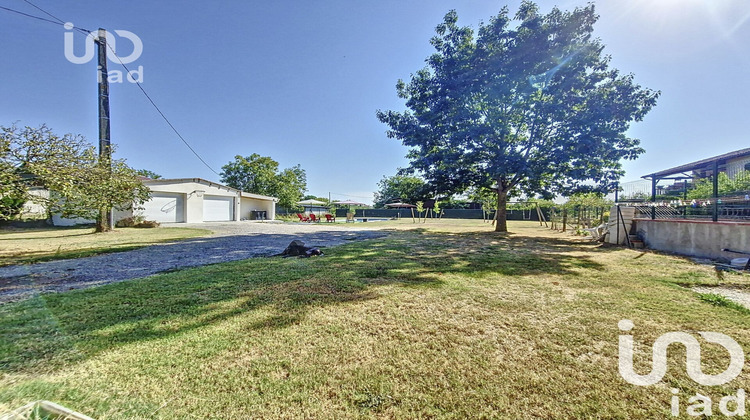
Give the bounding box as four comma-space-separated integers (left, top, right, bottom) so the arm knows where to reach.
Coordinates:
104, 43, 220, 175
21, 0, 64, 24
0, 5, 66, 27
2, 1, 221, 176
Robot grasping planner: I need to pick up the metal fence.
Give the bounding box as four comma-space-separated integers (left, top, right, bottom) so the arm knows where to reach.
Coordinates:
332, 208, 547, 221
629, 199, 750, 221
618, 167, 750, 221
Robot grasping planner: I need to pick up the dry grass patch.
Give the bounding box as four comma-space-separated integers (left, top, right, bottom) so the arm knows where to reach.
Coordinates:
1, 220, 749, 418
0, 226, 210, 266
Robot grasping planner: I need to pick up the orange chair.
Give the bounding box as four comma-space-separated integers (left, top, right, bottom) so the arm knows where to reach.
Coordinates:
325, 214, 336, 222
296, 213, 310, 222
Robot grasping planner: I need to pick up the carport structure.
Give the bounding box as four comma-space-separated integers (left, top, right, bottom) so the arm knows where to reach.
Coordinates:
640, 148, 750, 222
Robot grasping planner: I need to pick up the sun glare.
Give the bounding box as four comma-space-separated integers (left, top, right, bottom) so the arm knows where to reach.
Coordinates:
607, 0, 750, 49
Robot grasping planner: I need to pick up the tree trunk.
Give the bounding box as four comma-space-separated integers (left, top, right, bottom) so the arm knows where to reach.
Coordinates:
96, 208, 112, 232
494, 189, 508, 232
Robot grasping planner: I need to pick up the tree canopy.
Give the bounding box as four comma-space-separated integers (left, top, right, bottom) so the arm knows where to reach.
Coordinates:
373, 174, 429, 208
135, 169, 162, 179
0, 124, 150, 228
220, 154, 307, 210
377, 1, 659, 231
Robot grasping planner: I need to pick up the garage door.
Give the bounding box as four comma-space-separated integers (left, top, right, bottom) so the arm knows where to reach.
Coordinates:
141, 193, 184, 223
203, 195, 234, 221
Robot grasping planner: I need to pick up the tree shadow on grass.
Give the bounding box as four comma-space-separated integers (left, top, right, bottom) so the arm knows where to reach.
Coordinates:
0, 227, 609, 374
0, 226, 95, 241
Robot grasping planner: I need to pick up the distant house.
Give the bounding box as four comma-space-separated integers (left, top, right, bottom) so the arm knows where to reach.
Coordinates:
52, 178, 278, 226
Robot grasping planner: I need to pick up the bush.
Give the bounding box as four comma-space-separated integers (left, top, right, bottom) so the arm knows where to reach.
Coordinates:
115, 217, 137, 227
134, 220, 159, 228
115, 216, 159, 228
0, 195, 25, 221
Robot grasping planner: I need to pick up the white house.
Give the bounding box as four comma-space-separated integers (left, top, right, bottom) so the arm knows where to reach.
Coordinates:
52, 178, 277, 226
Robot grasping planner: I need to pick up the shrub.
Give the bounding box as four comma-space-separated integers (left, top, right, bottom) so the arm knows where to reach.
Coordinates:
134, 220, 160, 228
115, 217, 137, 227
115, 216, 159, 228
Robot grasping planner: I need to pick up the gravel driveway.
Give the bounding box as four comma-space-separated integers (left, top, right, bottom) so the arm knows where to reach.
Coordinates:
0, 221, 388, 304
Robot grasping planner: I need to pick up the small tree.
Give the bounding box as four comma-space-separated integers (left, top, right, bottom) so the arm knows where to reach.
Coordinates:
0, 160, 25, 220
433, 200, 442, 219
1, 124, 149, 230
468, 187, 498, 223
44, 148, 150, 230
415, 201, 425, 223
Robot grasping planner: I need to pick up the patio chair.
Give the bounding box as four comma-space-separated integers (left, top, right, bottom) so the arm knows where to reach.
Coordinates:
309, 213, 319, 222
325, 214, 336, 222
346, 212, 355, 223
296, 213, 310, 222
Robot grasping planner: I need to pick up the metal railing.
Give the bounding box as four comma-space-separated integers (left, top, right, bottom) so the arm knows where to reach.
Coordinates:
628, 198, 750, 221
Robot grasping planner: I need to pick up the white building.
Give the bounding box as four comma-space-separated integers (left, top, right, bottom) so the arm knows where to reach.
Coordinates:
52, 178, 277, 226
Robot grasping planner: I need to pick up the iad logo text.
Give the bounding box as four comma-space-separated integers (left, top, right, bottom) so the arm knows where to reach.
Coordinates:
618, 320, 746, 417
63, 22, 144, 83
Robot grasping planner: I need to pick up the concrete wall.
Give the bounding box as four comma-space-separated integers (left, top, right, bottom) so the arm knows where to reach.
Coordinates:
607, 206, 636, 245
240, 197, 276, 220
634, 218, 750, 260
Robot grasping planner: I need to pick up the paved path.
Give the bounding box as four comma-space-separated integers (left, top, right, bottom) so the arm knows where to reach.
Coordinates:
0, 221, 388, 304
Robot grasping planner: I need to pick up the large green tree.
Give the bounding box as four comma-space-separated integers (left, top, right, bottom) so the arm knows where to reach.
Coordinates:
373, 174, 428, 208
377, 2, 659, 232
220, 154, 307, 209
0, 124, 150, 230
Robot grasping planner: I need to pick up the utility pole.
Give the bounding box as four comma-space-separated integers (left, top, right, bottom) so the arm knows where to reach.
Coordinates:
96, 28, 113, 231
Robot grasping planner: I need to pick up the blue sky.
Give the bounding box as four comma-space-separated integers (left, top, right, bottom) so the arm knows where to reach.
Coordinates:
2, 0, 749, 203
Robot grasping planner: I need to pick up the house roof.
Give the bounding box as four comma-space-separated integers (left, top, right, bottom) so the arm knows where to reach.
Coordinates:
143, 178, 278, 202
642, 147, 750, 179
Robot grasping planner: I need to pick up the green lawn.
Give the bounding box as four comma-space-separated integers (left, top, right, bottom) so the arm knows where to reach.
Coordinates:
1, 220, 748, 419
0, 226, 210, 266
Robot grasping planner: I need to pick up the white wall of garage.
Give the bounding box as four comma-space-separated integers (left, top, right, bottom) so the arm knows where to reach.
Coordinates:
240, 194, 276, 220
52, 178, 277, 225
136, 179, 276, 223
137, 179, 238, 223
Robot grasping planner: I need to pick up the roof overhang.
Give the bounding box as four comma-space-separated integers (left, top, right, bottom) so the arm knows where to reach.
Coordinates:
143, 178, 278, 202
642, 147, 750, 180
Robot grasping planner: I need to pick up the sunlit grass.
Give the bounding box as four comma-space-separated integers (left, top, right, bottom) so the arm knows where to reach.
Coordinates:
1, 220, 748, 418
0, 227, 210, 266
